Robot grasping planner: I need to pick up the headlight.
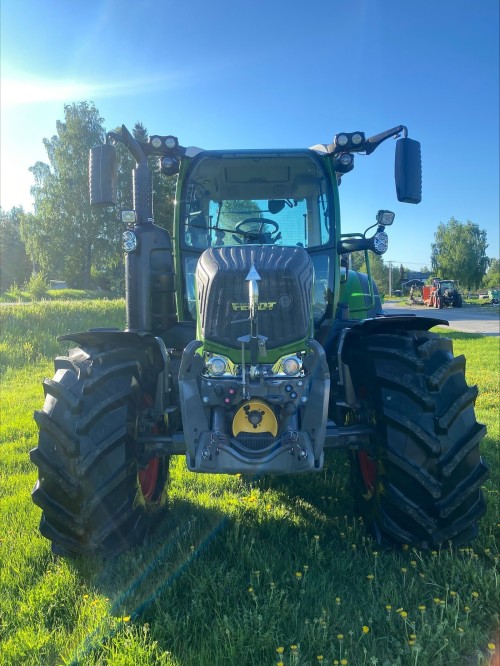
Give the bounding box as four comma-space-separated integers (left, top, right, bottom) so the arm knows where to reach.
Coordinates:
206, 356, 227, 376
282, 356, 302, 376
150, 136, 163, 149
372, 231, 388, 255
122, 230, 137, 253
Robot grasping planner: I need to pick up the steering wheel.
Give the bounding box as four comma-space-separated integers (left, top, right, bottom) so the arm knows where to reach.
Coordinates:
233, 218, 281, 243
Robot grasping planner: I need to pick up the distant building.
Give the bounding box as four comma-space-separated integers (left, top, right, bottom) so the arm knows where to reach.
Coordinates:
406, 271, 431, 281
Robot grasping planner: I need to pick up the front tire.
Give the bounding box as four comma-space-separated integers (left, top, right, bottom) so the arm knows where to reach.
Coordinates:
30, 343, 169, 557
345, 329, 488, 548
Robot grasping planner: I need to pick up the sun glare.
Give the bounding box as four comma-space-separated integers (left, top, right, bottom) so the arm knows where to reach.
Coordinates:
1, 77, 94, 108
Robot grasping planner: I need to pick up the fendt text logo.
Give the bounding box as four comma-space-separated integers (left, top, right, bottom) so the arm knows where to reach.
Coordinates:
231, 302, 277, 311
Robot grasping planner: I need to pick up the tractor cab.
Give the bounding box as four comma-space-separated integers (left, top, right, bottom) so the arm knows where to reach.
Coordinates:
179, 150, 336, 327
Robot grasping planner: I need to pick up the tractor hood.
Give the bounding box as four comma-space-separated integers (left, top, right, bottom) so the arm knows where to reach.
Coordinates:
195, 245, 314, 356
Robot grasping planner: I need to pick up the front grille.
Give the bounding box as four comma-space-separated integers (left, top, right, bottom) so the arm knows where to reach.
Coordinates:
196, 245, 313, 349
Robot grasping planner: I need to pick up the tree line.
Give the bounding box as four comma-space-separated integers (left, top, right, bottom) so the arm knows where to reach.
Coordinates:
0, 101, 497, 294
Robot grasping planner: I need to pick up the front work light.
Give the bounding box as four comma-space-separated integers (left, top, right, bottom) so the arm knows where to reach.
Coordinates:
331, 131, 366, 153
164, 136, 178, 150
372, 231, 389, 255
122, 230, 137, 253
376, 210, 395, 226
333, 152, 354, 174
121, 210, 136, 224
160, 155, 180, 176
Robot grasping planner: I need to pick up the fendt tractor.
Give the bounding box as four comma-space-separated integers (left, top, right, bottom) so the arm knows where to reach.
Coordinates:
30, 124, 489, 557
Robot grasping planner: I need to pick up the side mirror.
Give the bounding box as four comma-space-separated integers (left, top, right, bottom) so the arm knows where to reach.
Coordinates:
395, 137, 422, 204
89, 144, 117, 206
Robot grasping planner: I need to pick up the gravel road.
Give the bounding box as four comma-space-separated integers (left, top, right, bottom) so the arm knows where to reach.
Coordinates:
382, 301, 500, 336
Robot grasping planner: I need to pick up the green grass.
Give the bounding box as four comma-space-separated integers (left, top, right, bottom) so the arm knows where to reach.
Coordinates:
0, 300, 125, 372
0, 304, 498, 665
0, 288, 117, 303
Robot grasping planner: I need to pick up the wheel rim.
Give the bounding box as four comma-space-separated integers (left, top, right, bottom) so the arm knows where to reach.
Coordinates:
137, 393, 161, 502
139, 458, 160, 501
358, 451, 376, 495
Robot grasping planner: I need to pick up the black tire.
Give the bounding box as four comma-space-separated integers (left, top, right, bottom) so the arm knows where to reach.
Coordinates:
454, 294, 463, 308
345, 329, 488, 548
30, 344, 169, 557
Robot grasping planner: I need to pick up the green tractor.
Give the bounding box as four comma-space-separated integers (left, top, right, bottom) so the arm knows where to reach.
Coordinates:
30, 125, 488, 557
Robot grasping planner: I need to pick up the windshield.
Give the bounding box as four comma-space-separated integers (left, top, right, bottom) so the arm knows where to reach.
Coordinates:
182, 153, 331, 249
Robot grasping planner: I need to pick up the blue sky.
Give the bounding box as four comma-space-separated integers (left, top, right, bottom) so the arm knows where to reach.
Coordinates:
1, 0, 498, 268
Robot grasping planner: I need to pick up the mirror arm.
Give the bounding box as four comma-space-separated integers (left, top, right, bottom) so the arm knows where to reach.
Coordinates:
106, 125, 148, 166
364, 125, 407, 155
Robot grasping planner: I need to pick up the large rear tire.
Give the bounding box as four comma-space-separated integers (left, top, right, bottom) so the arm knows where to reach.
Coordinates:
345, 330, 488, 548
30, 344, 169, 557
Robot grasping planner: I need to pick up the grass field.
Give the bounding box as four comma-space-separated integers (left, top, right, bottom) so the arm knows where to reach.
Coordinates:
0, 302, 498, 665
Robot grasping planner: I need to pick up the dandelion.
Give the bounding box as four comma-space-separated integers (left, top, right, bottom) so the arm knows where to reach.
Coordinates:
450, 591, 457, 597
295, 571, 303, 580
270, 582, 276, 590
337, 633, 344, 641
458, 628, 464, 634
83, 594, 89, 600
340, 659, 348, 665
276, 646, 284, 654
335, 597, 342, 605
303, 565, 309, 572
488, 643, 496, 653
431, 550, 438, 557
464, 605, 471, 613
277, 662, 284, 666
418, 605, 426, 612
362, 625, 370, 634
402, 544, 409, 550
401, 567, 407, 573
316, 656, 324, 662
410, 634, 417, 640
290, 644, 298, 652
386, 604, 392, 611
122, 616, 131, 622
400, 611, 408, 618
372, 551, 379, 557
314, 535, 320, 541
471, 591, 479, 599
367, 574, 375, 581
410, 560, 417, 567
